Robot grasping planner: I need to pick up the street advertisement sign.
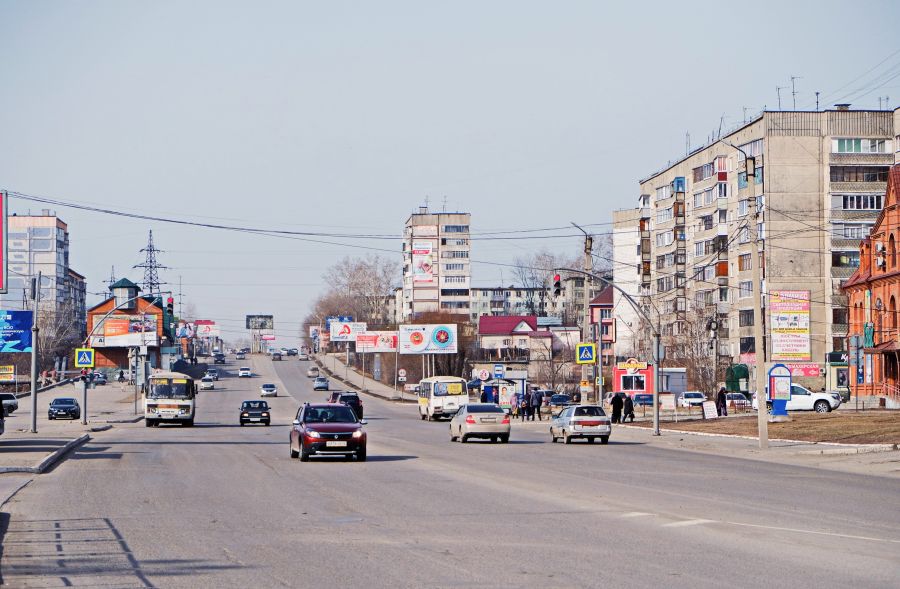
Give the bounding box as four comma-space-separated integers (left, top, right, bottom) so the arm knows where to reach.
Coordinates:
701, 401, 718, 419
770, 290, 811, 361
768, 363, 792, 417
0, 191, 7, 294
261, 334, 276, 341
325, 316, 353, 330
94, 314, 158, 347
245, 315, 274, 330
412, 241, 435, 283
787, 363, 820, 377
0, 365, 14, 382
194, 321, 220, 338
355, 331, 398, 353
330, 321, 367, 342
176, 321, 195, 339
399, 324, 458, 355
309, 326, 320, 339
0, 310, 33, 352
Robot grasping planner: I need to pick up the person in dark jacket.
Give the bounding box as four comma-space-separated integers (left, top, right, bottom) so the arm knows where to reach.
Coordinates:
520, 392, 531, 421
480, 389, 489, 403
622, 394, 635, 423
530, 389, 544, 421
610, 392, 624, 424
716, 387, 728, 417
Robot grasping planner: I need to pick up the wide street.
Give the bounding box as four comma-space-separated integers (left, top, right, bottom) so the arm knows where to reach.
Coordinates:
1, 355, 898, 588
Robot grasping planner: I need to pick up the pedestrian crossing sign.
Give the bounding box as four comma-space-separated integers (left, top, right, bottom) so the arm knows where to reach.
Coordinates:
75, 348, 95, 368
576, 343, 596, 365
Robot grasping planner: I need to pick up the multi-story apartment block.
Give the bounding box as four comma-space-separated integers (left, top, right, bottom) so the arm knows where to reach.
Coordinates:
470, 286, 549, 322
615, 107, 898, 389
612, 208, 642, 356
400, 207, 471, 320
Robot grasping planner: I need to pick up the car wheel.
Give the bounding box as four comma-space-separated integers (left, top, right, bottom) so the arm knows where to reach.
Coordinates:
49, 415, 54, 420
600, 436, 609, 445
290, 443, 299, 459
420, 411, 426, 420
500, 434, 509, 443
240, 421, 244, 427
460, 434, 468, 443
563, 432, 572, 445
588, 437, 595, 444
550, 427, 557, 443
299, 445, 310, 462
265, 421, 270, 426
144, 419, 152, 427
814, 400, 831, 413
357, 448, 367, 462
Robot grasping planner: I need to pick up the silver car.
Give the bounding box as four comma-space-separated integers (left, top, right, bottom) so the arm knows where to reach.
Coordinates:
449, 403, 510, 443
550, 405, 611, 444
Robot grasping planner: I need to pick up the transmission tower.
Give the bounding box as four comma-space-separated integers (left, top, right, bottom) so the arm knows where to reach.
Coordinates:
107, 266, 117, 288
133, 230, 168, 296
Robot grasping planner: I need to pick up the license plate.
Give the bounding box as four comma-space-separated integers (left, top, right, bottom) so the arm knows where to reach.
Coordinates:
481, 418, 497, 423
326, 441, 347, 447
250, 418, 260, 422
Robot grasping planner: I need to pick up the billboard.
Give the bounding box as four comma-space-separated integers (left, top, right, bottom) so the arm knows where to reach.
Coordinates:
399, 324, 458, 354
0, 365, 15, 382
309, 326, 320, 339
0, 191, 6, 294
770, 290, 811, 361
330, 321, 366, 342
356, 331, 399, 353
325, 316, 353, 329
175, 320, 195, 339
412, 241, 435, 283
93, 314, 159, 347
246, 315, 274, 330
195, 321, 220, 338
0, 310, 33, 352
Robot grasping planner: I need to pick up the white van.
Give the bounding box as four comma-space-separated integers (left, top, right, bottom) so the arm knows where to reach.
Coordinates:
417, 376, 470, 421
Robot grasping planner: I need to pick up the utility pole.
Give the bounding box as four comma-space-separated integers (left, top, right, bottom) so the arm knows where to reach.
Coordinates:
790, 76, 802, 110
747, 157, 769, 449
29, 271, 41, 433
572, 222, 594, 402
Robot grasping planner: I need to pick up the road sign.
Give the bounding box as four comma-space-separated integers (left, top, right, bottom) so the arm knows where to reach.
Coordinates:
75, 348, 95, 368
576, 343, 596, 365
493, 364, 505, 379
478, 369, 489, 381
398, 368, 407, 378
0, 365, 14, 383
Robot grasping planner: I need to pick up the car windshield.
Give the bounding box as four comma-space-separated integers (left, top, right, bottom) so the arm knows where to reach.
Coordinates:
574, 406, 605, 417
243, 401, 268, 410
201, 377, 213, 382
551, 395, 571, 403
304, 406, 357, 423
148, 380, 193, 399
467, 404, 503, 413
339, 395, 359, 403
686, 393, 703, 398
262, 384, 275, 390
52, 399, 76, 406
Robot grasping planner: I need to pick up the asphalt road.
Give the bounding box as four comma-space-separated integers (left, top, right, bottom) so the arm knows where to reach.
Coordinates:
1, 355, 898, 588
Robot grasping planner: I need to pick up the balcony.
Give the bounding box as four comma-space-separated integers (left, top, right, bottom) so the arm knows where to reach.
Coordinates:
471, 348, 530, 363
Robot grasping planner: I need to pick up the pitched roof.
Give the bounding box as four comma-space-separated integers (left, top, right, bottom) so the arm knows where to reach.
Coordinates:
109, 278, 141, 291
478, 315, 537, 335
589, 285, 614, 306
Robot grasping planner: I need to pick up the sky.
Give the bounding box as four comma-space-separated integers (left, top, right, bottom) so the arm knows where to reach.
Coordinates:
1, 0, 898, 346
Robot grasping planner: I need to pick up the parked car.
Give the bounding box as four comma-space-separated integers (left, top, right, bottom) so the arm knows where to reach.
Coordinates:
550, 405, 611, 444
306, 366, 320, 378
238, 367, 252, 378
726, 392, 751, 409
548, 394, 573, 416
289, 403, 367, 462
235, 352, 246, 360
91, 372, 108, 385
272, 352, 283, 361
328, 391, 363, 419
313, 376, 329, 391
287, 348, 298, 356
214, 353, 226, 364
752, 384, 842, 413
48, 398, 81, 420
633, 393, 654, 407
199, 376, 215, 391
679, 391, 706, 408
297, 352, 309, 361
240, 400, 271, 426
449, 403, 510, 443
1, 392, 19, 416
260, 383, 278, 397
205, 369, 219, 381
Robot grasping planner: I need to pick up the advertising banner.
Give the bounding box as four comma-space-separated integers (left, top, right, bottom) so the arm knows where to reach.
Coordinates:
309, 326, 320, 339
0, 310, 33, 352
414, 225, 438, 237
330, 321, 367, 342
355, 331, 399, 353
0, 365, 14, 382
399, 324, 458, 355
412, 241, 435, 283
176, 321, 195, 339
770, 290, 811, 361
195, 321, 220, 338
246, 315, 274, 330
325, 316, 353, 330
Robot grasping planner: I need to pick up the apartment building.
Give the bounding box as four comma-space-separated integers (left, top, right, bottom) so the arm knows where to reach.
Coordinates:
612, 208, 642, 356
469, 286, 549, 322
399, 207, 471, 320
615, 107, 898, 389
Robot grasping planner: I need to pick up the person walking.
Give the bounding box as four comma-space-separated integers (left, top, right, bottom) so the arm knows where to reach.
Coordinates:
622, 394, 635, 423
520, 392, 531, 421
530, 388, 544, 421
716, 387, 728, 417
509, 391, 519, 418
610, 392, 624, 424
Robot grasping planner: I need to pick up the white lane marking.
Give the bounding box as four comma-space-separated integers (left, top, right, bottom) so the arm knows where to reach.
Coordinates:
663, 519, 713, 528
620, 512, 652, 518
725, 521, 900, 544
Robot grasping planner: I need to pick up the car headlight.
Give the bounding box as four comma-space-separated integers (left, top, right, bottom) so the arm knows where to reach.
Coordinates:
307, 430, 321, 438
241, 413, 249, 417
352, 430, 363, 439
261, 412, 269, 417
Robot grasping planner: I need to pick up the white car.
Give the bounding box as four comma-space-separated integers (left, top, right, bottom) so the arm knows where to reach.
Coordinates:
306, 367, 319, 378
238, 367, 252, 378
297, 352, 309, 361
752, 384, 842, 413
679, 391, 706, 408
260, 384, 277, 397
199, 376, 215, 391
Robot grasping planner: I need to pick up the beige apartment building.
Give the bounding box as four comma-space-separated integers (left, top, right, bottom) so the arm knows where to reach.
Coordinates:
614, 107, 898, 390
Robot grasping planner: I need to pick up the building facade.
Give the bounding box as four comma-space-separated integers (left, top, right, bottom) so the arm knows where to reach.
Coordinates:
615, 107, 898, 389
400, 207, 471, 320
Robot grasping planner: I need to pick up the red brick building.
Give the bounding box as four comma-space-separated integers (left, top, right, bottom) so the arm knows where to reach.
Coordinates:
86, 279, 166, 370
843, 165, 900, 400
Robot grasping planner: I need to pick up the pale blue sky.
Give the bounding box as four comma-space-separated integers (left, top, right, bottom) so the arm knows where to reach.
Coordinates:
1, 0, 898, 344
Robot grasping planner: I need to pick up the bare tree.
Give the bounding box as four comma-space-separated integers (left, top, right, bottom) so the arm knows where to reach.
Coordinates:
512, 250, 579, 316
325, 255, 399, 326
660, 310, 722, 396
528, 336, 575, 391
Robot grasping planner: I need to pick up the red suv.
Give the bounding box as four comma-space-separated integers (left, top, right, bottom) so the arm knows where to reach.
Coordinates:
289, 403, 367, 462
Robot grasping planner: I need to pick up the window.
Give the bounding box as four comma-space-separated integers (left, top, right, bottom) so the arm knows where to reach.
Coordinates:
656, 276, 674, 293
739, 281, 753, 298
717, 183, 728, 198
832, 308, 849, 325
692, 162, 715, 183
443, 225, 469, 233
621, 375, 645, 391
738, 172, 748, 189
444, 275, 466, 284
699, 215, 713, 231
718, 209, 728, 223
738, 139, 764, 160
831, 251, 860, 268
657, 207, 673, 223
444, 250, 469, 258
739, 337, 756, 354
600, 309, 612, 319
692, 187, 714, 208
656, 185, 672, 201
715, 156, 729, 173
830, 166, 890, 182
837, 224, 873, 239
440, 289, 469, 296
656, 231, 674, 247
656, 253, 674, 269
738, 199, 749, 216
444, 263, 465, 271
739, 309, 754, 326
738, 253, 752, 271
841, 194, 883, 210
832, 138, 889, 154
739, 226, 750, 244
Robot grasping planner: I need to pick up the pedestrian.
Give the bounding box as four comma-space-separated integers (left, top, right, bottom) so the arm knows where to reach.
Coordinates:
509, 391, 519, 418
480, 388, 488, 403
716, 387, 728, 417
622, 394, 635, 423
530, 388, 544, 421
610, 392, 624, 424
520, 392, 531, 421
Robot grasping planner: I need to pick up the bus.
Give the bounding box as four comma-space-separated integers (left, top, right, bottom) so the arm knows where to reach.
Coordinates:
145, 371, 197, 427
417, 376, 469, 421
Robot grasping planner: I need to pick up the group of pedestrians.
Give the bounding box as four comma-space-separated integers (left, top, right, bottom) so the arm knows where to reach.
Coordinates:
609, 392, 635, 424
508, 388, 545, 421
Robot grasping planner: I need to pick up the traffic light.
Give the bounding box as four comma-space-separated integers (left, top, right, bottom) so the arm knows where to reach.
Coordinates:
166, 297, 174, 317
552, 274, 561, 297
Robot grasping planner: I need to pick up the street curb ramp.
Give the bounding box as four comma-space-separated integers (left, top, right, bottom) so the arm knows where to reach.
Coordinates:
0, 434, 91, 474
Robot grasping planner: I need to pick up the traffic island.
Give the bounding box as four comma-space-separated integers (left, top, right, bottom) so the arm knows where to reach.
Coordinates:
0, 433, 90, 474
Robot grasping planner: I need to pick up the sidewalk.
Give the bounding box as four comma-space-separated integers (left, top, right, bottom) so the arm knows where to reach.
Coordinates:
315, 353, 409, 402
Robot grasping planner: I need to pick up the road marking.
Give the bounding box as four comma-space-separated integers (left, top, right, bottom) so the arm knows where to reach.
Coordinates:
620, 512, 652, 518
725, 521, 900, 544
663, 519, 713, 528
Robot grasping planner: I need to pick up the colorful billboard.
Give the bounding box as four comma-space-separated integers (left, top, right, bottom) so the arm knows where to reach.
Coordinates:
399, 324, 458, 355
195, 321, 220, 338
770, 290, 811, 361
355, 331, 399, 353
93, 314, 159, 347
412, 241, 435, 283
246, 315, 274, 330
0, 310, 33, 352
330, 321, 367, 342
0, 365, 15, 382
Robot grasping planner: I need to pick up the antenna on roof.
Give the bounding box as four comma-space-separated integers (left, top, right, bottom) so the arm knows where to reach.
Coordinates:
791, 75, 802, 110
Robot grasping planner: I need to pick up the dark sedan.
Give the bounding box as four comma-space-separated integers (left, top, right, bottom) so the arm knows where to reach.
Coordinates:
48, 398, 81, 420
289, 403, 367, 462
327, 391, 364, 420
239, 400, 271, 426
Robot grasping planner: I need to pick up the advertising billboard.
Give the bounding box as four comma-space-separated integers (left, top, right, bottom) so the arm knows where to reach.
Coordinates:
330, 321, 366, 342
0, 365, 15, 382
0, 310, 33, 352
355, 331, 399, 353
325, 316, 353, 329
176, 320, 195, 339
399, 324, 458, 355
195, 320, 220, 338
412, 241, 435, 283
770, 290, 811, 361
93, 314, 159, 347
246, 315, 274, 330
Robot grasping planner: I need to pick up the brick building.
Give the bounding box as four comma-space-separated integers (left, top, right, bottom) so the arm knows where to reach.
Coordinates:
86, 279, 168, 370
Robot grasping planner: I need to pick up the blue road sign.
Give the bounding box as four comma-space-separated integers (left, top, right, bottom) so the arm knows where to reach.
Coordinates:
493, 364, 505, 379
75, 348, 95, 368
576, 343, 596, 365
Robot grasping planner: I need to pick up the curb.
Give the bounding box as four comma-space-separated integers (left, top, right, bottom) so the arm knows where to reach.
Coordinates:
99, 415, 144, 424
314, 357, 405, 402
0, 433, 90, 474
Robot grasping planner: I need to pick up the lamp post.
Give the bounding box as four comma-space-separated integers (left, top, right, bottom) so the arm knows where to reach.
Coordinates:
571, 222, 594, 402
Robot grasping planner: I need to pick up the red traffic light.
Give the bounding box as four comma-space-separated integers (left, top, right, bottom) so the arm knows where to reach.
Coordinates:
553, 274, 560, 282
167, 297, 174, 305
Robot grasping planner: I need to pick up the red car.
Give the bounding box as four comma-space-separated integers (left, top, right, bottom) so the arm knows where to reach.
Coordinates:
289, 403, 367, 462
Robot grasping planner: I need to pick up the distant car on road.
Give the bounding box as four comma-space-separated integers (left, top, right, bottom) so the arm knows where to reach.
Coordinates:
633, 393, 654, 407
328, 391, 363, 419
297, 352, 309, 361
290, 403, 367, 462
679, 391, 706, 408
48, 398, 81, 420
214, 353, 226, 364
449, 403, 510, 443
313, 376, 329, 391
260, 383, 278, 397
752, 385, 842, 413
235, 352, 246, 360
238, 367, 252, 378
550, 405, 611, 444
205, 369, 219, 381
272, 352, 283, 361
1, 392, 20, 416
306, 366, 320, 378
240, 400, 270, 426
199, 376, 215, 391
91, 372, 108, 386
287, 348, 298, 356
548, 393, 573, 416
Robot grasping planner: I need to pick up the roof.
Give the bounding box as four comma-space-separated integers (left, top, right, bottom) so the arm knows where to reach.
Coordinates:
478, 315, 537, 336
109, 278, 141, 291
589, 285, 614, 306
